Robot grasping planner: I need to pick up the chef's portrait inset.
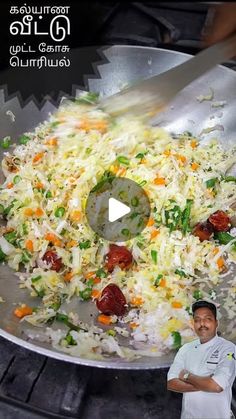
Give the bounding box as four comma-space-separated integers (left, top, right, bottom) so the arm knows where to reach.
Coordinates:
167, 300, 236, 419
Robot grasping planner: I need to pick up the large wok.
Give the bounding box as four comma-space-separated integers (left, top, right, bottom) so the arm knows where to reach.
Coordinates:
0, 45, 235, 369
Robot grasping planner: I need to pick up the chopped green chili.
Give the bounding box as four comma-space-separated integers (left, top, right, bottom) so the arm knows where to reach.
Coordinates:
79, 288, 92, 301
117, 156, 129, 165
13, 175, 21, 184
131, 196, 139, 207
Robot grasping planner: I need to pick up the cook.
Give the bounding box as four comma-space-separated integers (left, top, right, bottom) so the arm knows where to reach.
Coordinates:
167, 300, 236, 419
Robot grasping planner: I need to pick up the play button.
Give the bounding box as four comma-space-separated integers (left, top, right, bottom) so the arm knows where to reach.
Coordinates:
85, 175, 151, 242
108, 198, 130, 222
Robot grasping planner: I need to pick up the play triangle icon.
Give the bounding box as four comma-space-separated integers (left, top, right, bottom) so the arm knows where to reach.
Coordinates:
108, 197, 131, 222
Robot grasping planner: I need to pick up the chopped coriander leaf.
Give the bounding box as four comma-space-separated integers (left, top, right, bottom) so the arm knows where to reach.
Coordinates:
214, 232, 236, 250
165, 205, 182, 232
182, 199, 193, 235
3, 231, 17, 245
46, 191, 52, 198
79, 240, 91, 249
31, 275, 42, 283
50, 121, 60, 128
151, 249, 158, 264
1, 136, 11, 149
135, 152, 147, 159
206, 178, 218, 188
193, 289, 203, 300
171, 331, 182, 349
75, 92, 99, 105
86, 279, 94, 288
0, 247, 7, 262
19, 135, 30, 145
50, 300, 61, 311
121, 228, 130, 238
185, 306, 192, 315
91, 171, 115, 192
96, 268, 107, 278
175, 269, 187, 278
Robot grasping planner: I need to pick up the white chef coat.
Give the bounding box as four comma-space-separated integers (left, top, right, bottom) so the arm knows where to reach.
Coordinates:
167, 335, 236, 419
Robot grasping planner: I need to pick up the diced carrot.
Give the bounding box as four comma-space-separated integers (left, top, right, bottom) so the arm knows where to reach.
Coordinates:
191, 162, 199, 171
163, 149, 171, 157
33, 152, 44, 164
66, 240, 77, 248
190, 140, 198, 149
84, 271, 96, 280
217, 257, 225, 269
129, 322, 139, 329
25, 239, 34, 252
175, 154, 187, 164
212, 247, 219, 256
35, 182, 44, 189
140, 158, 147, 164
44, 232, 62, 247
130, 296, 143, 306
159, 278, 166, 287
79, 119, 108, 134
45, 232, 57, 242
147, 218, 155, 227
7, 182, 14, 189
70, 210, 82, 222
34, 208, 44, 217
171, 301, 183, 309
97, 314, 112, 325
91, 289, 101, 299
153, 177, 166, 186
24, 208, 34, 216
93, 277, 101, 284
45, 137, 58, 146
118, 167, 127, 176
64, 271, 74, 282
150, 229, 160, 240
14, 305, 33, 319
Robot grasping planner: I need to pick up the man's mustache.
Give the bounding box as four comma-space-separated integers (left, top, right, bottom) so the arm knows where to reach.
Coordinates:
199, 327, 209, 331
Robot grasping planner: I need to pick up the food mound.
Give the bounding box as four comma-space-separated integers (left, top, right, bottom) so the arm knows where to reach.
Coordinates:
0, 92, 235, 361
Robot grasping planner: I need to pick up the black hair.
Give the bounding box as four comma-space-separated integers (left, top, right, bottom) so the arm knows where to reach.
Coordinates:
192, 300, 217, 320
